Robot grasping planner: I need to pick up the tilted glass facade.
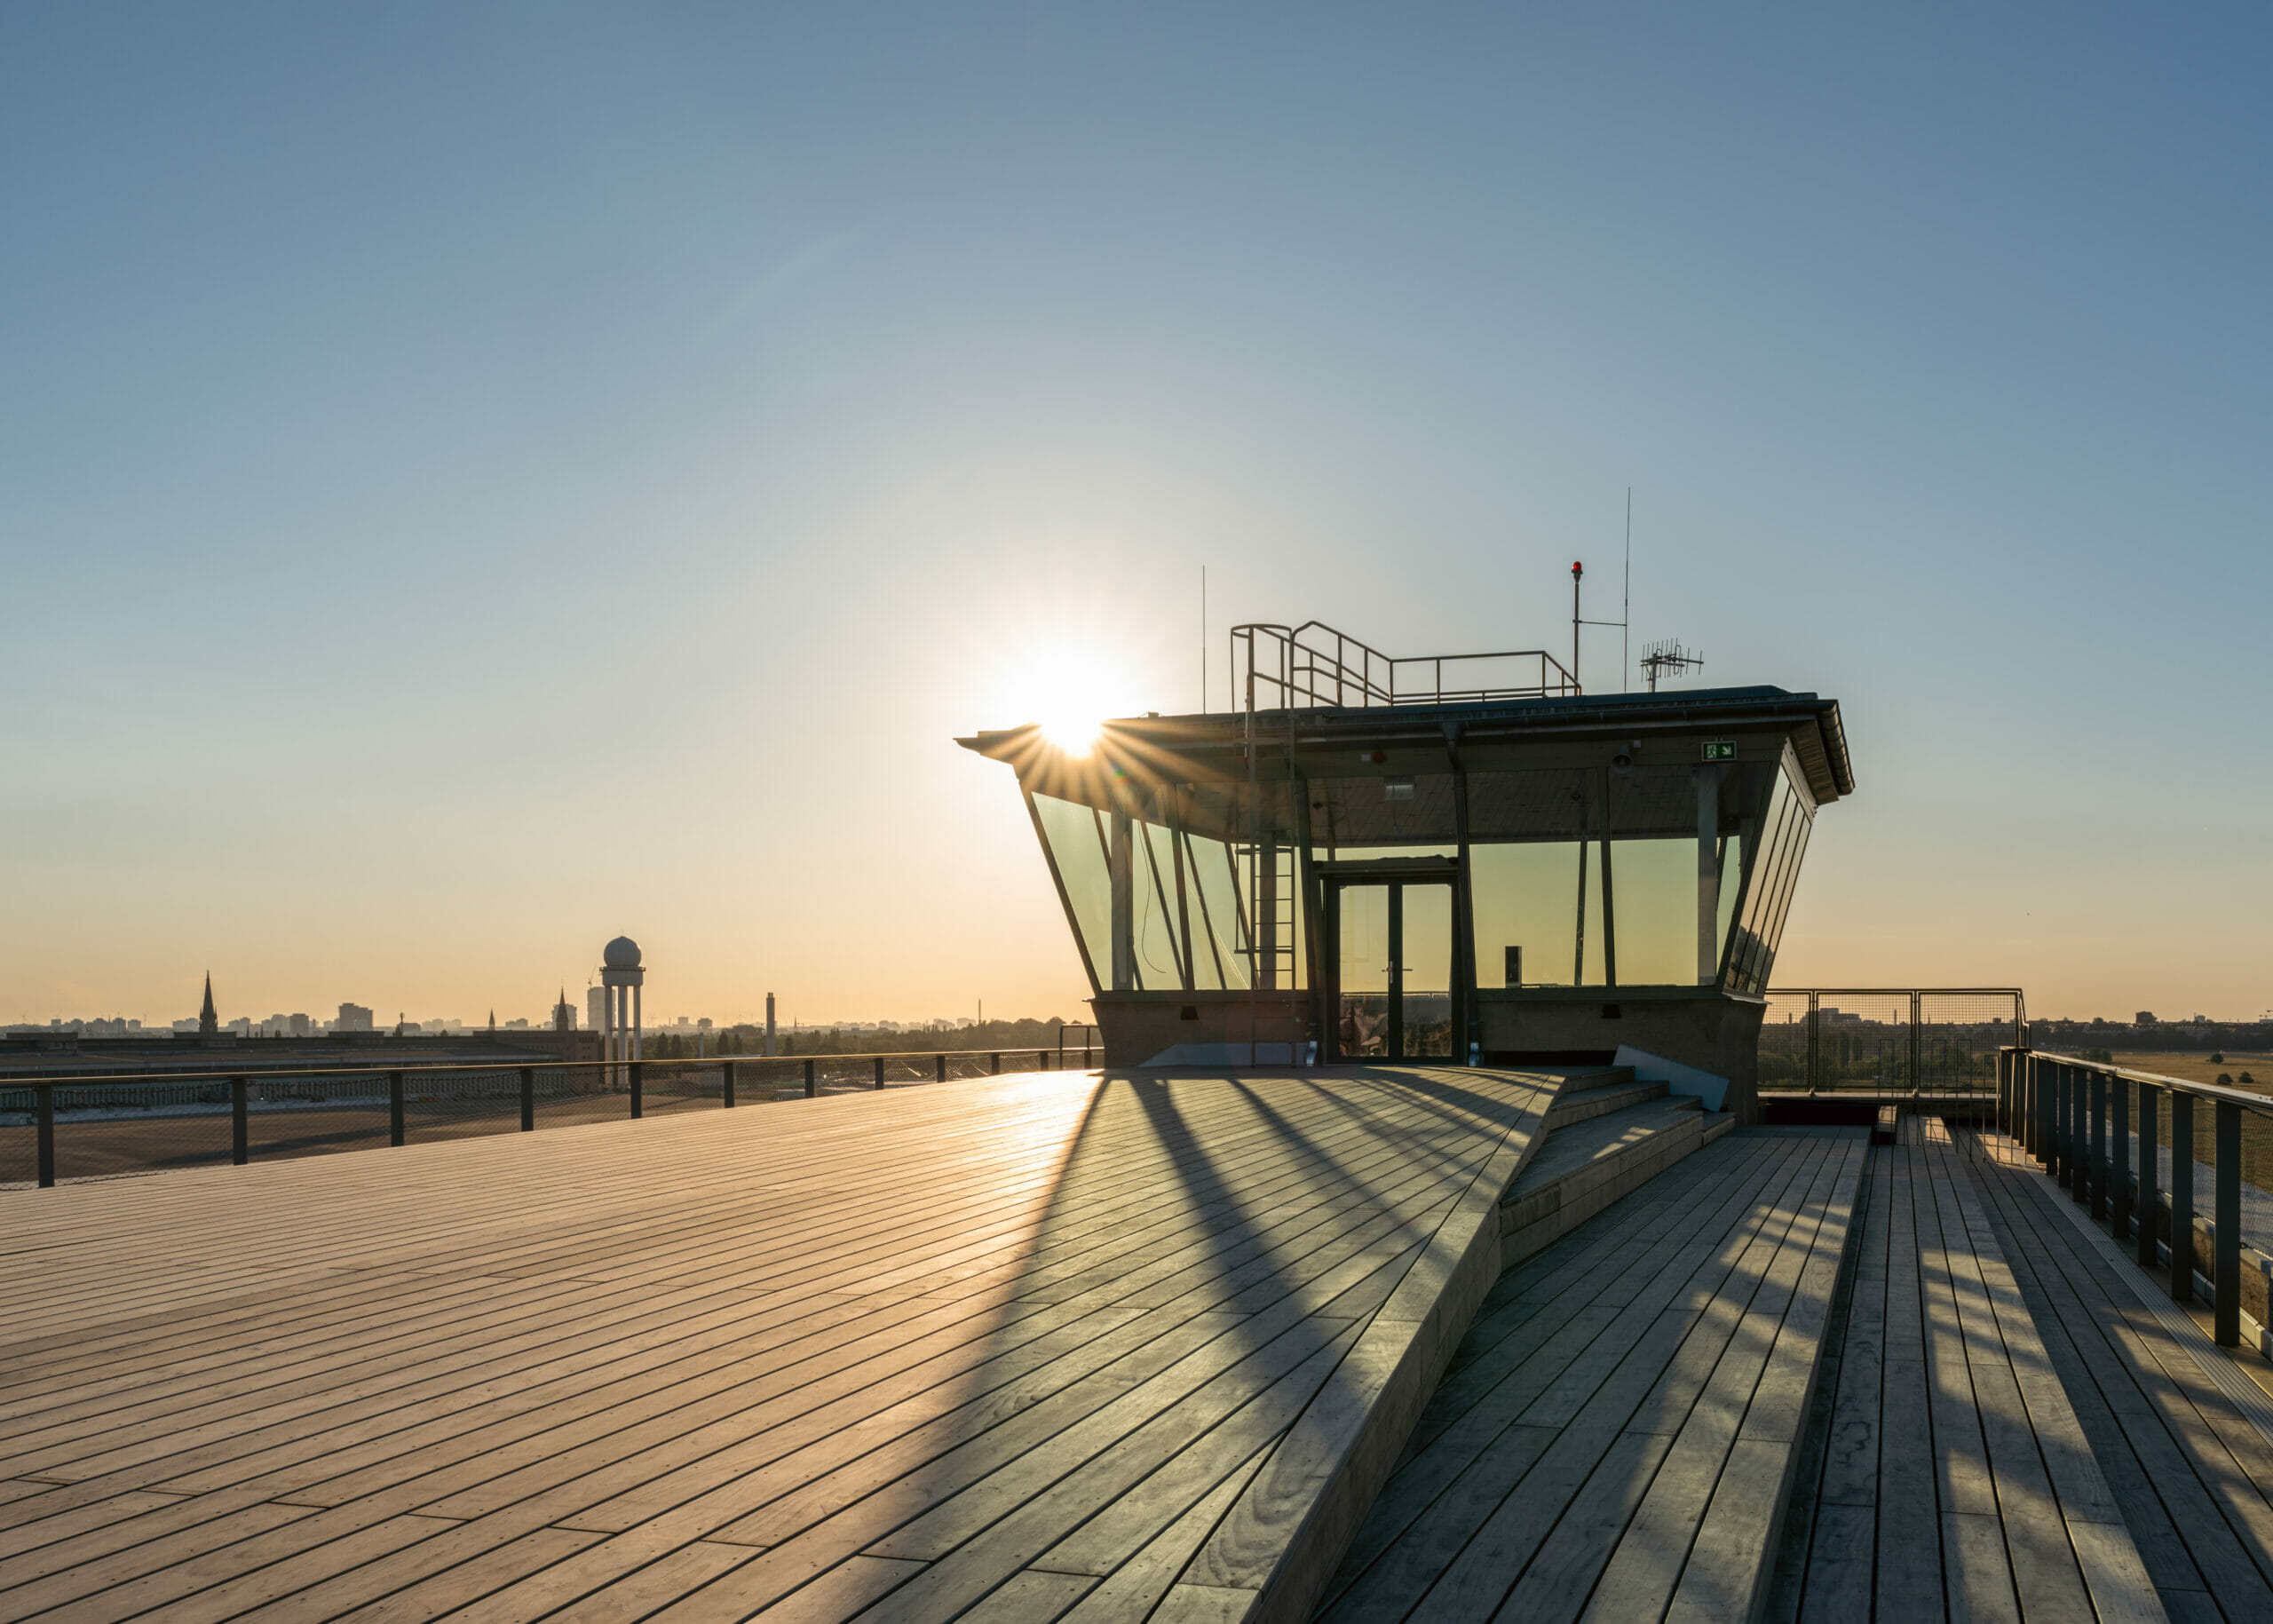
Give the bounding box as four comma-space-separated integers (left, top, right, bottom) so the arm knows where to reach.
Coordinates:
1014, 720, 1826, 1002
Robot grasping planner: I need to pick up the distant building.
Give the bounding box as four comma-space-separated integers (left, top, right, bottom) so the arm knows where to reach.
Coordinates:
2135, 1011, 2156, 1026
552, 989, 576, 1033
337, 1002, 375, 1032
287, 1013, 311, 1037
587, 986, 606, 1031
198, 974, 218, 1037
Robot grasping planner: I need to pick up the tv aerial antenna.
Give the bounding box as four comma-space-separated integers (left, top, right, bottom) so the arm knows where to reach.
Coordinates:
1639, 639, 1704, 693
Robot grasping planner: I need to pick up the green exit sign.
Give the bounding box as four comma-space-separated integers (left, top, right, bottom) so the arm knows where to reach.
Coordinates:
1701, 741, 1736, 762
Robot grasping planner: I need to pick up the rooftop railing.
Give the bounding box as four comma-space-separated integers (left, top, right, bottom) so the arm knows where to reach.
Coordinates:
1998, 1047, 2273, 1351
3, 1032, 1101, 1190
1760, 988, 2027, 1095
1230, 622, 1580, 711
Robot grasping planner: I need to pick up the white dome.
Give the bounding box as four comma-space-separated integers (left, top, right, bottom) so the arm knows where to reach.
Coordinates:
602, 936, 643, 970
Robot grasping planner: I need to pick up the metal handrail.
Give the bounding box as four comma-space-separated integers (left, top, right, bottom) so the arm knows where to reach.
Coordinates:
1230, 622, 1580, 711
1996, 1043, 2273, 1353
2015, 1050, 2273, 1117
0, 1049, 1074, 1091
7, 1037, 1103, 1191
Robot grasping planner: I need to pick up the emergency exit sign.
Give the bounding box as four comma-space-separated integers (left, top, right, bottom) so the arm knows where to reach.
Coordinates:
1701, 741, 1736, 761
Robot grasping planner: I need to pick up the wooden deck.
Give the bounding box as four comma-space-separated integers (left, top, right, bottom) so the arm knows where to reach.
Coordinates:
0, 1065, 1567, 1623
1318, 1126, 1865, 1622
1772, 1117, 2161, 1622
1957, 1129, 2273, 1623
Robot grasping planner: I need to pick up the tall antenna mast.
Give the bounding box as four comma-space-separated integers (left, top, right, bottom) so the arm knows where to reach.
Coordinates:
1200, 565, 1207, 711
1622, 488, 1632, 693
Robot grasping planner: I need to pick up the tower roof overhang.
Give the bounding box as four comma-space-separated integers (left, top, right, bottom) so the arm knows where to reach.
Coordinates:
958, 685, 1853, 806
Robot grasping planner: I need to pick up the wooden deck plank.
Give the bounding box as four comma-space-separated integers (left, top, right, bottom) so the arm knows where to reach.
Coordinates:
1317, 1129, 1865, 1624
0, 1065, 1564, 1624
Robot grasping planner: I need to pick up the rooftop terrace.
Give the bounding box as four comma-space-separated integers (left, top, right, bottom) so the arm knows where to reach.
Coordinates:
4, 1061, 2271, 1620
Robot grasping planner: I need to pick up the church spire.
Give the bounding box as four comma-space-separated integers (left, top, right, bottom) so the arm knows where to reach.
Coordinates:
198, 973, 218, 1036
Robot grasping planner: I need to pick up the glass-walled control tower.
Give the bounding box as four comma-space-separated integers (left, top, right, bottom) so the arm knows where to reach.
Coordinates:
958, 622, 1854, 1121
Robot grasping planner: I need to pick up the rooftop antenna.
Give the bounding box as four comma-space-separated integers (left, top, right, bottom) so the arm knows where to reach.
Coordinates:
1200, 565, 1207, 712
1572, 540, 1628, 695
1639, 638, 1704, 692
1622, 488, 1632, 693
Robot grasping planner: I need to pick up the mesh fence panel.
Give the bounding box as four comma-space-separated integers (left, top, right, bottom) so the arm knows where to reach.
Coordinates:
247, 1070, 392, 1162
1919, 993, 2023, 1096
1758, 994, 1813, 1090
407, 1067, 527, 1145
1812, 994, 1913, 1092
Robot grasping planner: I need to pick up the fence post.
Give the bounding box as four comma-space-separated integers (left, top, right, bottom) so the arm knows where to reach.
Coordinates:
872, 1056, 885, 1090
1910, 991, 1922, 1097
2137, 1083, 2161, 1267
804, 1058, 816, 1098
936, 1053, 948, 1083
1808, 993, 1820, 1093
723, 1060, 737, 1108
35, 1082, 55, 1189
2087, 1069, 2106, 1217
231, 1076, 249, 1167
390, 1071, 405, 1146
519, 1067, 535, 1133
630, 1061, 644, 1120
2112, 1075, 2132, 1241
991, 1052, 1002, 1074
2215, 1098, 2242, 1347
2170, 1090, 2196, 1302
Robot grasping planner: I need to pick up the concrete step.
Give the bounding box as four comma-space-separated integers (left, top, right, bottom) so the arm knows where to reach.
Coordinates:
1501, 1095, 1735, 1270
1542, 1070, 1658, 1131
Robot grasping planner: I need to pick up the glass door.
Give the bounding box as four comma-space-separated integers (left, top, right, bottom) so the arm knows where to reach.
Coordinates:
1335, 883, 1392, 1058
1398, 883, 1454, 1058
1331, 880, 1455, 1061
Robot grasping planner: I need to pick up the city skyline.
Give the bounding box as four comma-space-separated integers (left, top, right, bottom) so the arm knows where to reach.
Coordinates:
4, 9, 2269, 1024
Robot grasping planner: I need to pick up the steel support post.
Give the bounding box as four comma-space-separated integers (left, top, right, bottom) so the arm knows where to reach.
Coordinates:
2088, 1070, 2107, 1217
390, 1071, 405, 1146
2112, 1075, 2132, 1241
231, 1076, 249, 1166
991, 1052, 1002, 1074
723, 1060, 736, 1108
804, 1058, 816, 1097
2137, 1083, 2161, 1267
2055, 1066, 2073, 1188
2216, 1099, 2243, 1347
35, 1082, 55, 1189
874, 1056, 886, 1090
519, 1067, 535, 1132
630, 1060, 644, 1120
936, 1053, 948, 1083
2171, 1090, 2197, 1303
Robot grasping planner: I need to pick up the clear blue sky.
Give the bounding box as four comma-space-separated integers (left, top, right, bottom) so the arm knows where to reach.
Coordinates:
3, 4, 2268, 1026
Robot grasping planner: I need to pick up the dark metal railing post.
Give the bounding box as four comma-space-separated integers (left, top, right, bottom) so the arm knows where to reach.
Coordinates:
2087, 1069, 2107, 1217
804, 1058, 816, 1097
2137, 1082, 2161, 1267
2112, 1074, 2132, 1241
231, 1076, 249, 1166
991, 1052, 1002, 1074
390, 1071, 405, 1146
630, 1061, 644, 1120
519, 1067, 535, 1132
2171, 1089, 2196, 1302
35, 1082, 56, 1188
723, 1060, 737, 1108
2034, 1053, 2050, 1162
2054, 1065, 2072, 1188
872, 1056, 885, 1090
936, 1053, 948, 1083
2215, 1098, 2242, 1347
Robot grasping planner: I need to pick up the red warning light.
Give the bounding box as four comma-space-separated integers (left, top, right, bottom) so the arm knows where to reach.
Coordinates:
1572, 560, 1584, 578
